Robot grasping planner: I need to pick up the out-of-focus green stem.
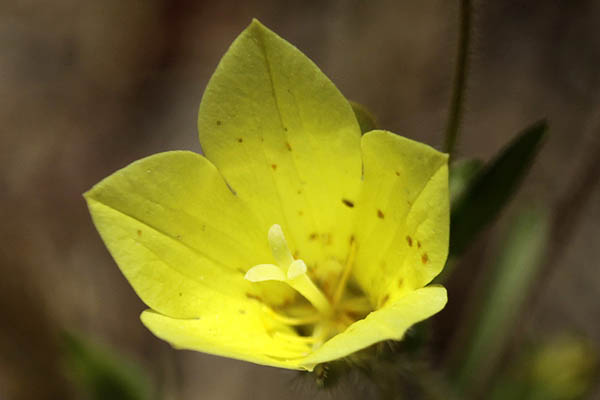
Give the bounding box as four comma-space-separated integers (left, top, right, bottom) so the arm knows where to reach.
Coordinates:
450, 207, 550, 396
444, 0, 472, 158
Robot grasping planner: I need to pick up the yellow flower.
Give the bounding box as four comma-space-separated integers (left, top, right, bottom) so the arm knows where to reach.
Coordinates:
85, 20, 449, 371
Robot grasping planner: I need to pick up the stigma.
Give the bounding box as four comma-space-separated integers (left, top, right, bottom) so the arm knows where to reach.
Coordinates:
245, 224, 332, 314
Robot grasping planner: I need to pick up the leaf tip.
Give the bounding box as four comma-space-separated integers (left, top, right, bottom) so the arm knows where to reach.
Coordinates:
528, 118, 550, 141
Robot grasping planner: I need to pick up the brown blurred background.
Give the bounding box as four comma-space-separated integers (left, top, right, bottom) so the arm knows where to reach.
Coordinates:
1, 1, 599, 399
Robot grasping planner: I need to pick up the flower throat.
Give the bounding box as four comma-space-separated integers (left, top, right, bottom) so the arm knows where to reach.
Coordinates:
244, 224, 372, 350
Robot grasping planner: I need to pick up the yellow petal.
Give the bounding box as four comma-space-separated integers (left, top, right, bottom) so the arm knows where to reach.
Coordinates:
141, 308, 309, 371
197, 20, 362, 282
353, 131, 449, 303
85, 151, 294, 317
300, 286, 447, 367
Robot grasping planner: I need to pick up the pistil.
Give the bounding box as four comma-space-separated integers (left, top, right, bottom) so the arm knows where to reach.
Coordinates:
245, 224, 371, 350
245, 224, 332, 314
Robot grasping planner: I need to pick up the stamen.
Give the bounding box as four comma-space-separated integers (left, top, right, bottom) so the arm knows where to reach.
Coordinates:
310, 323, 330, 349
340, 296, 372, 314
262, 305, 321, 326
338, 313, 355, 328
282, 303, 317, 316
332, 238, 357, 306
273, 331, 320, 344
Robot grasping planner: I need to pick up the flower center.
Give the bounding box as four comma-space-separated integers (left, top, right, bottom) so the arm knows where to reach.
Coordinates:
244, 224, 372, 350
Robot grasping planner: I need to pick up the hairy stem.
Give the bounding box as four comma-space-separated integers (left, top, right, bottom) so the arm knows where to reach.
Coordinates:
444, 0, 472, 158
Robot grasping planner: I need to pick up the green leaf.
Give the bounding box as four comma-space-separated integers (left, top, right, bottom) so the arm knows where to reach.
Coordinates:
350, 101, 377, 134
62, 331, 152, 400
449, 158, 484, 207
452, 206, 550, 394
449, 120, 547, 256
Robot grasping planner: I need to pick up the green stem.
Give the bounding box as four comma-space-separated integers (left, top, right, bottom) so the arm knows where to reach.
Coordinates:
444, 0, 472, 158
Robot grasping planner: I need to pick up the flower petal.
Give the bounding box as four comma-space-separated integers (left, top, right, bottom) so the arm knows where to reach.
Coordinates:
353, 131, 449, 303
197, 20, 362, 281
141, 308, 310, 371
300, 286, 447, 367
85, 151, 294, 318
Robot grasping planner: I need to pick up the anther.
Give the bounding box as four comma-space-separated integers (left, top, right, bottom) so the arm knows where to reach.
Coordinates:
332, 239, 357, 306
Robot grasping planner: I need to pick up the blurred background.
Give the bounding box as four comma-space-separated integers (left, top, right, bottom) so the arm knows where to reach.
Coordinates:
1, 1, 599, 399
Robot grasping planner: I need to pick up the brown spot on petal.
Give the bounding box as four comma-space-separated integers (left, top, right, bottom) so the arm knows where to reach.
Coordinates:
406, 235, 413, 247
421, 253, 429, 264
216, 120, 222, 126
237, 138, 243, 143
271, 164, 277, 170
377, 209, 385, 219
309, 232, 318, 240
285, 141, 292, 151
342, 199, 354, 208
417, 240, 421, 249
349, 235, 355, 244
380, 294, 390, 307
284, 127, 288, 132
395, 171, 400, 176
397, 278, 404, 288
137, 229, 142, 237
